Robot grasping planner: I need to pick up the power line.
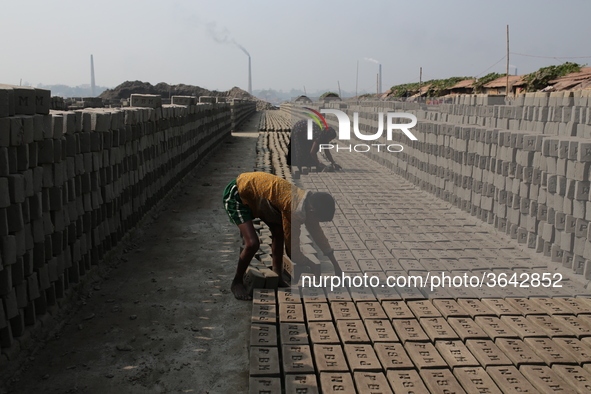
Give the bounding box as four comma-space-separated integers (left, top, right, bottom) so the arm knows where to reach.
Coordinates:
475, 55, 507, 78
510, 52, 591, 60
418, 57, 507, 83
418, 72, 438, 81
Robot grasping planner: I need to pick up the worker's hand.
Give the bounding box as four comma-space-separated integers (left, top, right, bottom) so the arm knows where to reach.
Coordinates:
297, 256, 320, 276
326, 251, 342, 276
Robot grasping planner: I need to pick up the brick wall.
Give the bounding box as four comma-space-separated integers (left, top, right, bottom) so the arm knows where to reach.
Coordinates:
0, 85, 255, 363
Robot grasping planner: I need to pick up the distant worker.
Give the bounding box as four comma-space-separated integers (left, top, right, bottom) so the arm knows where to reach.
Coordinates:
287, 119, 341, 171
223, 172, 341, 300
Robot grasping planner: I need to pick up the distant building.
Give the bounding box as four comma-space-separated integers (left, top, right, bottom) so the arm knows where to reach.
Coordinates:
447, 79, 475, 95
294, 95, 312, 103
548, 67, 591, 91
321, 92, 341, 102
410, 84, 431, 98
482, 75, 525, 96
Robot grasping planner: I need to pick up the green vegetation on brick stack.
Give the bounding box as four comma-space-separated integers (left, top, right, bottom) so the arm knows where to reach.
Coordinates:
390, 83, 422, 97
390, 77, 471, 97
426, 77, 471, 96
523, 62, 583, 92
473, 72, 506, 93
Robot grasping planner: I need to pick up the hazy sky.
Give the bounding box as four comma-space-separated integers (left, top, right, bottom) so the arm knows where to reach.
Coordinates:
2, 0, 591, 94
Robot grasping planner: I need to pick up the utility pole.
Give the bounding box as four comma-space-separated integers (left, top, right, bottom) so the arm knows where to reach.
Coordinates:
506, 25, 510, 97
378, 64, 382, 94
419, 67, 422, 100
355, 60, 359, 97
338, 81, 341, 98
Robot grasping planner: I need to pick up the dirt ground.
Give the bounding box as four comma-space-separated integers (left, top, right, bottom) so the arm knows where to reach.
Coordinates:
3, 114, 263, 393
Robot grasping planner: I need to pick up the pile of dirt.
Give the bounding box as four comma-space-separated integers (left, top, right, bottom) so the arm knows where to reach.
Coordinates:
99, 81, 275, 110
255, 101, 276, 111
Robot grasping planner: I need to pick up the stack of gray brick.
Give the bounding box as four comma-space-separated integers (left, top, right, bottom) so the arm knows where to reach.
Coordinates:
230, 99, 256, 130
0, 85, 253, 365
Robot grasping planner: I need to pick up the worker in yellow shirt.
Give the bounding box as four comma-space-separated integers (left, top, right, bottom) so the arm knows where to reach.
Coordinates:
223, 172, 341, 300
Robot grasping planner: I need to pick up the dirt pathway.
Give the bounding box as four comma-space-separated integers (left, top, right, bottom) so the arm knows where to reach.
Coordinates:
5, 114, 262, 394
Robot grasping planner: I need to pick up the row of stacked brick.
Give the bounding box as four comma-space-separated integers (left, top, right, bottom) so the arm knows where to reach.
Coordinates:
269, 132, 291, 181
255, 133, 272, 173
258, 110, 291, 131
0, 85, 248, 361
254, 132, 293, 183
189, 96, 256, 130
286, 95, 591, 281
230, 99, 257, 131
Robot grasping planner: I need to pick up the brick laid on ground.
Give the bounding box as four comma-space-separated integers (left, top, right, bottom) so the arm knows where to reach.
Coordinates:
308, 321, 340, 344
435, 340, 480, 368
313, 344, 349, 372
250, 324, 277, 347
465, 339, 512, 367
363, 319, 399, 343
404, 342, 448, 369
519, 365, 573, 393
343, 344, 382, 372
523, 337, 578, 365
319, 372, 356, 394
282, 345, 315, 374
453, 367, 503, 394
249, 377, 282, 394
284, 374, 319, 394
353, 371, 393, 394
552, 364, 591, 393
419, 368, 466, 394
386, 369, 430, 393
494, 338, 545, 366
249, 347, 280, 377
280, 323, 308, 345
487, 366, 540, 393
392, 319, 430, 343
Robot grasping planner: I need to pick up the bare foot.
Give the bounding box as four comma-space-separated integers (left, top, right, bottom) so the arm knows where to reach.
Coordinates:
231, 281, 252, 301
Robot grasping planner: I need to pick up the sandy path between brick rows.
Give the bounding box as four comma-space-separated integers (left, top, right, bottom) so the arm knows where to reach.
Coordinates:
4, 114, 263, 394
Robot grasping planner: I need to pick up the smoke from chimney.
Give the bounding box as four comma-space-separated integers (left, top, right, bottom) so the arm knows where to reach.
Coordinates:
365, 58, 381, 94
206, 22, 251, 93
